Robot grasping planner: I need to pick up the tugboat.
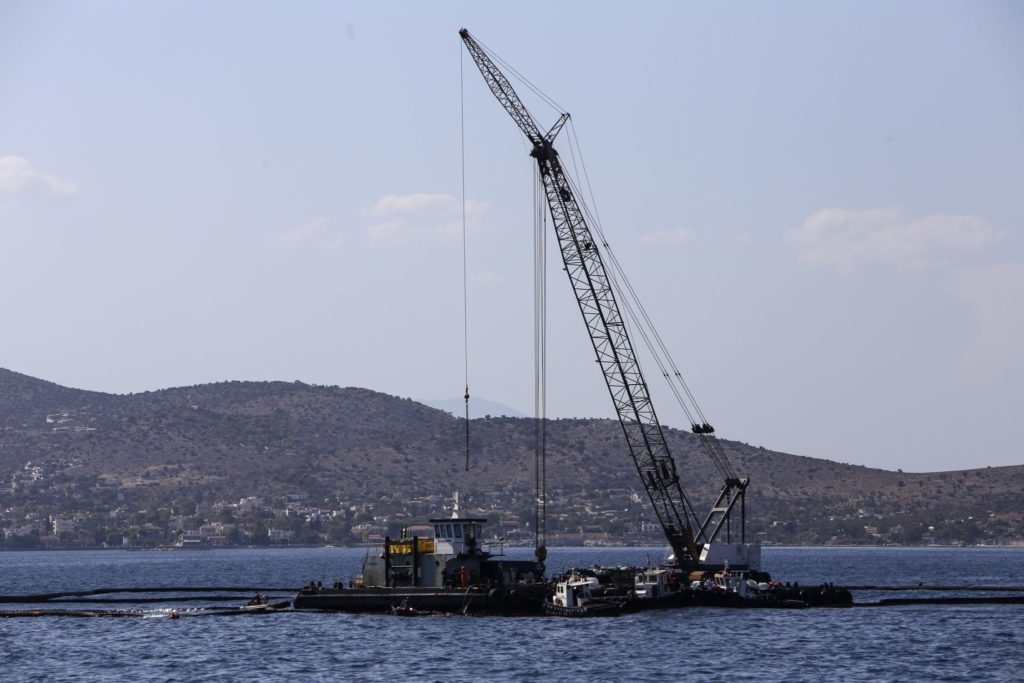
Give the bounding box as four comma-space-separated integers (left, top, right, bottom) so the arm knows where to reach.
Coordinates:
294, 499, 548, 614
544, 572, 625, 617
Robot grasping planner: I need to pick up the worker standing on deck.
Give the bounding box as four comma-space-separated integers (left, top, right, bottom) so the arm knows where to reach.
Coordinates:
458, 565, 469, 588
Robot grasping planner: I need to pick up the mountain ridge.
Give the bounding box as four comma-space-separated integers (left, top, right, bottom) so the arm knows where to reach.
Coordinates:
2, 368, 1021, 545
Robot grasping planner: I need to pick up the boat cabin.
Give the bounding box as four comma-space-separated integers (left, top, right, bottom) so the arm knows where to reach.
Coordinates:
360, 514, 497, 589
430, 516, 485, 556
634, 568, 675, 599
552, 573, 600, 608
359, 500, 543, 590
712, 571, 750, 598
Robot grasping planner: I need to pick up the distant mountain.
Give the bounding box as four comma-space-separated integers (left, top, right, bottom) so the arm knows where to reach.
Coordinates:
420, 396, 527, 419
2, 368, 1021, 544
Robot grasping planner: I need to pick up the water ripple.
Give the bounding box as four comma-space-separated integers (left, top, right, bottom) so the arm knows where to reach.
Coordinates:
2, 547, 1023, 682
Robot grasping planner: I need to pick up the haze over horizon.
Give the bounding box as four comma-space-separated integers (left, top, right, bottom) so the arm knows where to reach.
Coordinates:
2, 2, 1021, 473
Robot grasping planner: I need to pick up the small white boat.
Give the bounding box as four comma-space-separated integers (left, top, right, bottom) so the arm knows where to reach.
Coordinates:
544, 572, 623, 617
240, 594, 289, 612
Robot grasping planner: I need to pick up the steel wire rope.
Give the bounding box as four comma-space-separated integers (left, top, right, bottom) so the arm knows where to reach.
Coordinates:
541, 172, 547, 554
565, 121, 708, 422
475, 30, 712, 438
465, 32, 743, 552
467, 34, 551, 546
561, 121, 737, 481
564, 120, 707, 417
561, 160, 737, 481
460, 43, 471, 472
533, 163, 541, 551
473, 37, 566, 121
615, 293, 735, 482
552, 135, 711, 534
475, 32, 736, 528
558, 136, 690, 422
536, 162, 544, 552
564, 123, 718, 433
533, 162, 548, 554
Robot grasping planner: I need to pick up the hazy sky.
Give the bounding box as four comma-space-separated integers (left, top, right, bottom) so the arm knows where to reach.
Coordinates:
2, 1, 1022, 473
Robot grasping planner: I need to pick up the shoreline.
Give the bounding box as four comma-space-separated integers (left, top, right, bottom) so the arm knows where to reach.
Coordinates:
2, 541, 1023, 552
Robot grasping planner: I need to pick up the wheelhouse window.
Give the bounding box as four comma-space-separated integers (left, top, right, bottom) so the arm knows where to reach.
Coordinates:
454, 524, 463, 538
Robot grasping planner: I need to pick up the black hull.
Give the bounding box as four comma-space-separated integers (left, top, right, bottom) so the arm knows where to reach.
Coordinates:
294, 585, 547, 615
543, 599, 624, 617
616, 589, 848, 611
293, 586, 849, 616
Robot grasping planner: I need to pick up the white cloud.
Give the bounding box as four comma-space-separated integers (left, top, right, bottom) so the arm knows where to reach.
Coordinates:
278, 217, 327, 243
788, 208, 1000, 272
367, 219, 402, 246
950, 263, 1024, 374
363, 192, 488, 246
0, 155, 78, 195
274, 217, 346, 251
639, 228, 694, 246
322, 232, 346, 251
364, 192, 488, 218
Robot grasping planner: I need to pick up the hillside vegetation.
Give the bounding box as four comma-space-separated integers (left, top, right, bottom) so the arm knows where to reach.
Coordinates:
2, 368, 1021, 546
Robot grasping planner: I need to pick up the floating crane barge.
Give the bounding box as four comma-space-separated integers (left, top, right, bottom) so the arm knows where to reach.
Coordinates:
300, 28, 854, 615
292, 515, 854, 614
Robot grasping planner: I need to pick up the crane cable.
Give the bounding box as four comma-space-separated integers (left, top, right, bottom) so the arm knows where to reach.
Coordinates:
460, 43, 471, 472
561, 120, 738, 482
561, 141, 735, 481
464, 35, 551, 550
472, 36, 565, 123
534, 162, 548, 555
471, 36, 736, 491
474, 39, 722, 446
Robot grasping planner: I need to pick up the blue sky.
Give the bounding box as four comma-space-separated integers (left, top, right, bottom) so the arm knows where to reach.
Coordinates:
1, 1, 1021, 473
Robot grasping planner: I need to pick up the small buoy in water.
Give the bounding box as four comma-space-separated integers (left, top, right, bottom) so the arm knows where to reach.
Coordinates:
169, 611, 179, 620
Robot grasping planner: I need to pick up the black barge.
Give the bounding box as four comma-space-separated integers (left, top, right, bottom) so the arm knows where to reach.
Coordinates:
294, 511, 548, 614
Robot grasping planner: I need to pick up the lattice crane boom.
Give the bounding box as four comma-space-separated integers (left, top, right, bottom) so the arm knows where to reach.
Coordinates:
460, 28, 704, 566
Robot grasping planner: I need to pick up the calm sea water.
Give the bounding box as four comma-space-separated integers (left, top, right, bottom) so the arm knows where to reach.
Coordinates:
2, 546, 1023, 682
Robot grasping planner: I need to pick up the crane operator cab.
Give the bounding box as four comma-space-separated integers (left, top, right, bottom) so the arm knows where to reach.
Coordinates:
699, 542, 761, 571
